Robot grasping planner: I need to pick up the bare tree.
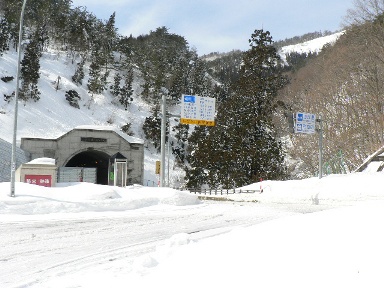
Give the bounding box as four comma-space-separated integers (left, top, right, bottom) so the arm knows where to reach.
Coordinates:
344, 0, 384, 26
279, 19, 384, 177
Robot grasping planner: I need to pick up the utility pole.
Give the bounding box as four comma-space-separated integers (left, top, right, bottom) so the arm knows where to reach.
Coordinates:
10, 0, 28, 197
317, 116, 323, 179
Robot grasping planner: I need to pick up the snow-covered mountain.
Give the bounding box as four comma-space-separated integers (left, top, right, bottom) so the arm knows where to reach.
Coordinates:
0, 31, 343, 185
0, 48, 169, 185
278, 31, 344, 63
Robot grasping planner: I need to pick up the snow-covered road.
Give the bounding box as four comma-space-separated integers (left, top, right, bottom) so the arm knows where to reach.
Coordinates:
0, 201, 315, 287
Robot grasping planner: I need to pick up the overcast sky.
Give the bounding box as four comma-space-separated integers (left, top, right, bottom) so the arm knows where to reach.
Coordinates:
70, 0, 354, 55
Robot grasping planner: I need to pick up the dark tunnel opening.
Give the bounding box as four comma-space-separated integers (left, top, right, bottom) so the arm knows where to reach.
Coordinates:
65, 150, 109, 185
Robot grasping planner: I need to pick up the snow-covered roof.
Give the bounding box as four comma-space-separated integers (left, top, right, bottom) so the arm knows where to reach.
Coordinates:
26, 157, 56, 165
74, 125, 144, 144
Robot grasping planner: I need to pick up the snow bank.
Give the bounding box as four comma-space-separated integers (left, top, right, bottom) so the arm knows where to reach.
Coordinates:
0, 182, 200, 215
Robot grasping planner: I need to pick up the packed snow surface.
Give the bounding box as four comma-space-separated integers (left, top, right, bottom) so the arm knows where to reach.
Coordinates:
1, 172, 384, 288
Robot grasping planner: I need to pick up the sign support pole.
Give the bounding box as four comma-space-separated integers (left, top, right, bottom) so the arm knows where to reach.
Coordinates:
160, 93, 166, 187
317, 116, 323, 179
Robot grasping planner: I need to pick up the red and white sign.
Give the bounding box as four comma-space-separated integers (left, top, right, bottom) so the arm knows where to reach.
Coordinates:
25, 175, 52, 187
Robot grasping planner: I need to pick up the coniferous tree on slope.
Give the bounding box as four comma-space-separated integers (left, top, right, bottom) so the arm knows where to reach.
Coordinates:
0, 18, 10, 55
20, 33, 42, 102
72, 57, 85, 85
229, 29, 288, 184
185, 29, 288, 189
119, 68, 134, 109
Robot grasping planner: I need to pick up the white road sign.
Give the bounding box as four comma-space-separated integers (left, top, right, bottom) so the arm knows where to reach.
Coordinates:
294, 112, 316, 134
180, 94, 215, 126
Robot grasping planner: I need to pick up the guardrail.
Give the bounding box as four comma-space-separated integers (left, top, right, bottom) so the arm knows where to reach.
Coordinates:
188, 188, 261, 195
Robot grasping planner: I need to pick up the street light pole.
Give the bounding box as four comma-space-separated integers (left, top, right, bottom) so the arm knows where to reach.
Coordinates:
10, 0, 28, 197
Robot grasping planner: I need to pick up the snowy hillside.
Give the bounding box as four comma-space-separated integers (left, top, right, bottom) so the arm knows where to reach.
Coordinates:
0, 31, 344, 185
278, 31, 344, 62
0, 48, 170, 185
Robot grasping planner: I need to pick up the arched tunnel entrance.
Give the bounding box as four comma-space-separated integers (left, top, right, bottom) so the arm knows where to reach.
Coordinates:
65, 150, 110, 185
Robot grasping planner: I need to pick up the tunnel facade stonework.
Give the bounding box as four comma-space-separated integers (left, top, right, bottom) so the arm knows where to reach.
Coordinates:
20, 126, 144, 185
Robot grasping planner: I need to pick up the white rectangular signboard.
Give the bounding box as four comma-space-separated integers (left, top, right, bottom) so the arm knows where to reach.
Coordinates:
294, 112, 316, 134
180, 94, 215, 126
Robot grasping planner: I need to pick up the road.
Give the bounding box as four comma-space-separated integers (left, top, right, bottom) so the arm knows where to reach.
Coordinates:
0, 201, 330, 287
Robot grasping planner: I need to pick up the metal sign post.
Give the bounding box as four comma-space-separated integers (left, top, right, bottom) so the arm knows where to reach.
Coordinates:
160, 93, 166, 187
293, 112, 323, 179
317, 116, 323, 179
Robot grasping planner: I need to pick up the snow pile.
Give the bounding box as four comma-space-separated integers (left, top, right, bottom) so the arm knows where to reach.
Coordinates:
0, 182, 200, 215
27, 157, 56, 165
231, 172, 384, 205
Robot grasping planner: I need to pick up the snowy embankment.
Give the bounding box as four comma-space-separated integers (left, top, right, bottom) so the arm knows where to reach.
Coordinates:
0, 182, 199, 216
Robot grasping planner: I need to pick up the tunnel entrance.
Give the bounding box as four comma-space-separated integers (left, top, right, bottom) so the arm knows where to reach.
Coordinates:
65, 150, 110, 185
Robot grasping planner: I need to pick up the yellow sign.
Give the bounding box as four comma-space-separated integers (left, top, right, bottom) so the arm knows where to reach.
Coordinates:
155, 161, 161, 174
180, 118, 215, 126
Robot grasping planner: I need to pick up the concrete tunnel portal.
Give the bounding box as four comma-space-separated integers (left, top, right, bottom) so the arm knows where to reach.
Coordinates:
65, 150, 110, 185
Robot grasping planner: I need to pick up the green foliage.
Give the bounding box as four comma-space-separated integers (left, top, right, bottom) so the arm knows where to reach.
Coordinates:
110, 73, 122, 97
142, 105, 162, 152
119, 69, 134, 109
204, 50, 243, 88
118, 27, 207, 104
185, 29, 288, 189
65, 90, 81, 108
20, 33, 42, 102
0, 18, 10, 55
87, 47, 106, 95
110, 69, 134, 109
72, 58, 85, 85
142, 105, 169, 152
284, 51, 318, 72
171, 122, 189, 165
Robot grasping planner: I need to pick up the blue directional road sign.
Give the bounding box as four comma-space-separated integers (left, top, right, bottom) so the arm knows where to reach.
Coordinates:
294, 112, 316, 134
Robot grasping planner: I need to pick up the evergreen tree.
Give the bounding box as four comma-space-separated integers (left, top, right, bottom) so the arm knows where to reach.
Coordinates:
72, 57, 85, 85
142, 105, 169, 152
185, 29, 288, 188
119, 68, 134, 109
185, 125, 210, 188
110, 72, 122, 97
20, 33, 42, 102
100, 12, 117, 71
65, 89, 81, 108
142, 105, 162, 152
171, 122, 189, 165
87, 47, 104, 95
0, 18, 10, 55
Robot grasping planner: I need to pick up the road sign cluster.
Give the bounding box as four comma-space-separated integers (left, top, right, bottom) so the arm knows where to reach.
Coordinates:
294, 112, 316, 134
